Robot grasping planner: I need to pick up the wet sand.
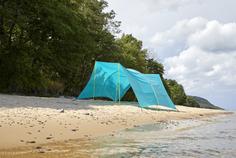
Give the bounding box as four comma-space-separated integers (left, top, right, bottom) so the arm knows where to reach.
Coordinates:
0, 94, 232, 157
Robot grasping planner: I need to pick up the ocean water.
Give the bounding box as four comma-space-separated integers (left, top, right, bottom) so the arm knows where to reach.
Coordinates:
88, 113, 236, 158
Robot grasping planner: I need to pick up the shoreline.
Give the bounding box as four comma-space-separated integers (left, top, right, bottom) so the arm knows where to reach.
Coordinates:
0, 95, 233, 151
0, 114, 233, 158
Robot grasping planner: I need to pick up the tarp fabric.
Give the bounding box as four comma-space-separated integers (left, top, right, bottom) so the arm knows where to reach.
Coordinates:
78, 61, 176, 109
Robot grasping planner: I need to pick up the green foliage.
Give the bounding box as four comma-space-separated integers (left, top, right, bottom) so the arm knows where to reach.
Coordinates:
164, 79, 202, 107
114, 34, 148, 73
146, 58, 164, 75
0, 0, 118, 95
184, 96, 200, 107
164, 79, 187, 105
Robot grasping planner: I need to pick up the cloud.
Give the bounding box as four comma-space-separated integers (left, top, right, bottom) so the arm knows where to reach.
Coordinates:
108, 0, 202, 13
106, 0, 204, 47
164, 47, 236, 91
146, 0, 202, 11
188, 21, 236, 52
164, 46, 236, 108
151, 17, 208, 58
151, 17, 236, 57
152, 17, 236, 108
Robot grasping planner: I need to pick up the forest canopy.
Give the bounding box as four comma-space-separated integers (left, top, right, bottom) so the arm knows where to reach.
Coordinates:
0, 0, 194, 106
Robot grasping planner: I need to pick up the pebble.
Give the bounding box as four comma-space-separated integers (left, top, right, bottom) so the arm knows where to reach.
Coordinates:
27, 140, 36, 144
38, 150, 45, 154
46, 136, 53, 140
35, 146, 42, 149
59, 109, 64, 113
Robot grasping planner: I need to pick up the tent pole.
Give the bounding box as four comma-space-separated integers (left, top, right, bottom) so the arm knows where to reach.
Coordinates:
115, 64, 118, 102
150, 83, 160, 106
93, 63, 96, 100
118, 64, 121, 104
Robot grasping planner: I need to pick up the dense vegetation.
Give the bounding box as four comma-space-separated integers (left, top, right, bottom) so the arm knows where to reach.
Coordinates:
0, 0, 196, 106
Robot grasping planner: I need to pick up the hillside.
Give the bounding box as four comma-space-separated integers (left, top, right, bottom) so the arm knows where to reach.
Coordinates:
191, 96, 223, 110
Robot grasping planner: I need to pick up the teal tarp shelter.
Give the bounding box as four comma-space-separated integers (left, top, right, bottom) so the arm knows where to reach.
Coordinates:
78, 61, 176, 110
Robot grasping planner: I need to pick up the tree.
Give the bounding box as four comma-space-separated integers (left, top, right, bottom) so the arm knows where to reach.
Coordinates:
185, 96, 200, 107
0, 0, 119, 96
115, 34, 148, 73
146, 58, 164, 75
165, 79, 187, 105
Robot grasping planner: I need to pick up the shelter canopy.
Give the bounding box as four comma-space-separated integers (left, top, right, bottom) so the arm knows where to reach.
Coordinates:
79, 61, 176, 109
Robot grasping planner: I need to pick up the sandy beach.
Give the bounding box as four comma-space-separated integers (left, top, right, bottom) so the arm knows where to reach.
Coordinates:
0, 94, 232, 157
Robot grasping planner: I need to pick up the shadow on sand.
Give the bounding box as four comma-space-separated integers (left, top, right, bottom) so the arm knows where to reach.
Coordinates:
0, 94, 140, 111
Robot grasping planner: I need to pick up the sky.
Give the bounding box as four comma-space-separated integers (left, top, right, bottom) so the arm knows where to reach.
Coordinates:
106, 0, 236, 110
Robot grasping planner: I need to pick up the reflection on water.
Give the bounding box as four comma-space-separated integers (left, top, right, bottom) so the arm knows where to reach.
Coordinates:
89, 114, 236, 158
0, 114, 235, 158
